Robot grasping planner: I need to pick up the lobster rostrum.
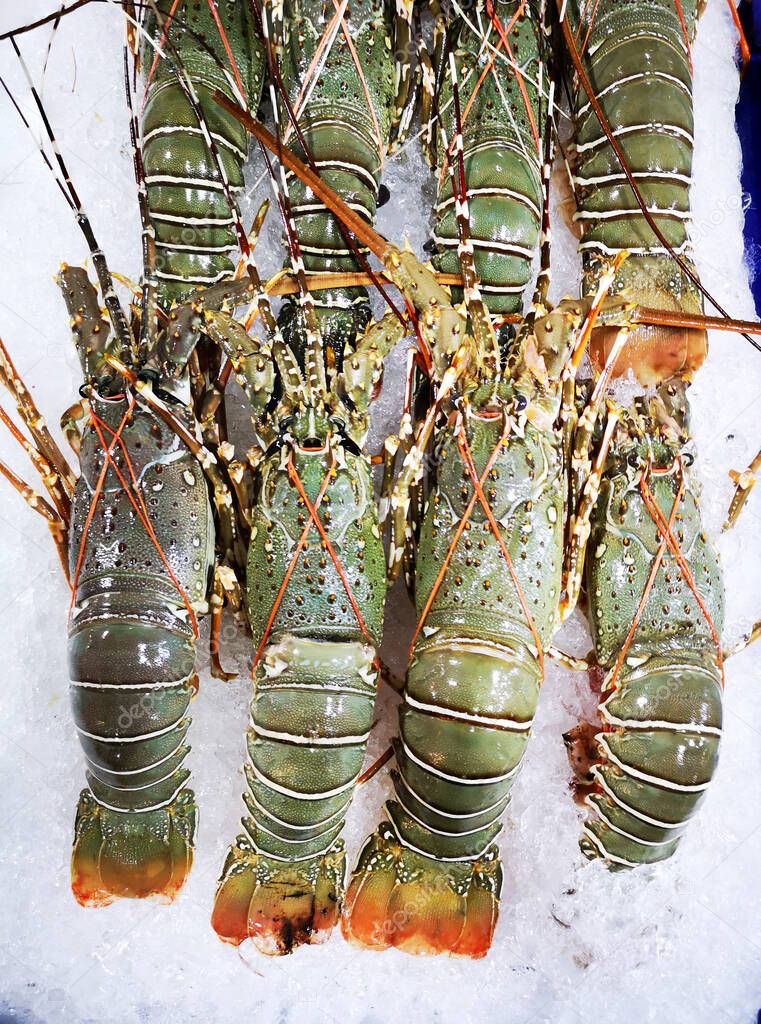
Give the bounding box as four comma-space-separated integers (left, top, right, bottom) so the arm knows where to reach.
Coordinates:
559, 0, 727, 867
0, 0, 265, 905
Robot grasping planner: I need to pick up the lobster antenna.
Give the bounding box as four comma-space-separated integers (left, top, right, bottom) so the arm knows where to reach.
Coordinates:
40, 2, 66, 85
122, 38, 158, 365
0, 75, 75, 213
527, 77, 555, 323
0, 0, 106, 40
558, 0, 761, 356
527, 0, 557, 321
441, 50, 499, 376
6, 36, 133, 350
258, 0, 328, 401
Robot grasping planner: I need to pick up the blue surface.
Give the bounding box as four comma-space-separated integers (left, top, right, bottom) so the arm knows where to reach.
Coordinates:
737, 0, 761, 314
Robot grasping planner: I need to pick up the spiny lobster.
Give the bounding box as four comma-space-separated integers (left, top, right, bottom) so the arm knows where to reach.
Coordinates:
560, 0, 726, 868
0, 0, 263, 904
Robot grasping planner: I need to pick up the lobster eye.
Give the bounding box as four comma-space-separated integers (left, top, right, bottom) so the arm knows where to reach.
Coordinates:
514, 394, 528, 411
682, 451, 695, 467
627, 453, 640, 468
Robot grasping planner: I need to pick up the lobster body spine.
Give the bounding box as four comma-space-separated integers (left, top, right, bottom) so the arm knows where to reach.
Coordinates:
431, 0, 544, 317
246, 636, 378, 856
67, 397, 214, 903
582, 438, 724, 867
142, 0, 263, 304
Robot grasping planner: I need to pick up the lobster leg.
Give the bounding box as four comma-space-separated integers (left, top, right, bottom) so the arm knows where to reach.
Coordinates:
210, 563, 243, 682
725, 446, 761, 529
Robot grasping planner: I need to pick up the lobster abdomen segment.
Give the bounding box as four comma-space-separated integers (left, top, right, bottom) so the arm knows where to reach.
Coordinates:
390, 632, 539, 859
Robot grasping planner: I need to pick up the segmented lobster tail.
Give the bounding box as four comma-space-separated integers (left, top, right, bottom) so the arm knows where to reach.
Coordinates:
580, 414, 724, 868
67, 396, 214, 903
212, 637, 377, 952
276, 0, 396, 360
569, 0, 707, 382
430, 0, 544, 321
71, 792, 196, 906
212, 443, 386, 953
142, 0, 263, 304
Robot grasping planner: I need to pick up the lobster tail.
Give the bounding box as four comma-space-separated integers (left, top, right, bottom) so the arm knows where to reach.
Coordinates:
342, 824, 501, 957
212, 841, 344, 953
581, 646, 722, 867
569, 0, 707, 383
71, 789, 196, 906
342, 631, 537, 956
211, 636, 378, 951
68, 628, 197, 904
142, 0, 264, 304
